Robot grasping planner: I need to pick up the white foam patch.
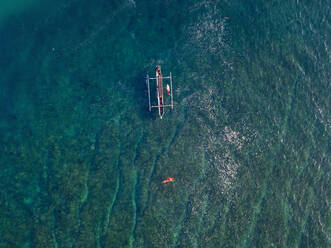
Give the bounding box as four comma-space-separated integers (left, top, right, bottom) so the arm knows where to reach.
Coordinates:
183, 87, 237, 194
224, 126, 246, 150
178, 1, 247, 193
312, 94, 330, 131
182, 85, 256, 195
185, 1, 229, 57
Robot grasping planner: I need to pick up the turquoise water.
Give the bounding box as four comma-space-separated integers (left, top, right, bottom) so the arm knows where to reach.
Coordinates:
0, 0, 329, 247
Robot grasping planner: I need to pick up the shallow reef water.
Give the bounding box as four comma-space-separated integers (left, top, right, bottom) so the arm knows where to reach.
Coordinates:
0, 0, 329, 247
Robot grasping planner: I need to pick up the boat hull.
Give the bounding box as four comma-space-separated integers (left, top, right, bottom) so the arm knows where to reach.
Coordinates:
156, 66, 164, 119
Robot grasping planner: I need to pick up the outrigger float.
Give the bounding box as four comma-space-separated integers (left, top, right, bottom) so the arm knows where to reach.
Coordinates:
146, 65, 174, 119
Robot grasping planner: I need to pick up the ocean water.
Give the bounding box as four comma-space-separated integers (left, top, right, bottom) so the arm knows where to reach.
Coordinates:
0, 0, 329, 247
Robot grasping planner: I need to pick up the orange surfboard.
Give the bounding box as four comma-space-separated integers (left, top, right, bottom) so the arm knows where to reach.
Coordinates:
162, 177, 174, 184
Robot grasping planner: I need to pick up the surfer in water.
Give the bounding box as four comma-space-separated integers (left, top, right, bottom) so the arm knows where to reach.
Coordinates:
162, 177, 174, 184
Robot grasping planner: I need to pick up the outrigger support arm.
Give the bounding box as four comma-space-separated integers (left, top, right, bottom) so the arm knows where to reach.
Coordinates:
170, 72, 173, 109
149, 76, 171, 80
151, 104, 173, 108
146, 74, 151, 111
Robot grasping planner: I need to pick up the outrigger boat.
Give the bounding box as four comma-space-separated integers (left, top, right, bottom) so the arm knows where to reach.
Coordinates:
146, 66, 174, 119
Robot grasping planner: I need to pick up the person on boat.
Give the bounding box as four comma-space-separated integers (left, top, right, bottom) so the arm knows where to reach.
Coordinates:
166, 84, 171, 95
